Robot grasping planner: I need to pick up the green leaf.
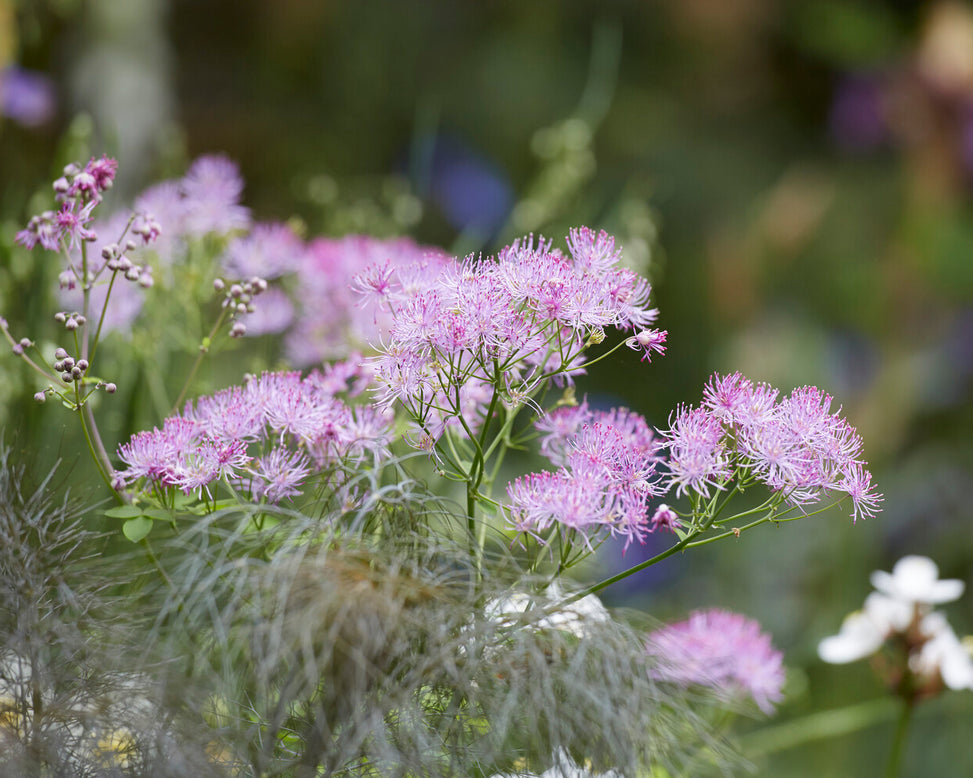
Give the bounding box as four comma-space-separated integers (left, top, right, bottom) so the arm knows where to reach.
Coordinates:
105, 505, 143, 519
122, 516, 153, 543
142, 508, 173, 522
172, 493, 196, 509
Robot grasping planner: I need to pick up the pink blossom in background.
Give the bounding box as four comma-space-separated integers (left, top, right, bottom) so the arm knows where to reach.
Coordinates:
180, 155, 251, 237
238, 286, 295, 336
285, 235, 448, 365
220, 222, 305, 280
646, 609, 785, 714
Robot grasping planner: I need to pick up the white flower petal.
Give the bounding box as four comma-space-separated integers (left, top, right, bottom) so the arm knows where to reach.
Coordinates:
869, 555, 965, 605
818, 611, 886, 663
862, 592, 913, 633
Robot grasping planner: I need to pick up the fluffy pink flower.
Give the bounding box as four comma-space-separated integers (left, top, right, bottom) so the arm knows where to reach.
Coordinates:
117, 370, 393, 502
647, 609, 786, 714
663, 373, 882, 520
662, 405, 731, 498
220, 221, 304, 280
249, 448, 311, 503
507, 404, 664, 548
180, 155, 251, 237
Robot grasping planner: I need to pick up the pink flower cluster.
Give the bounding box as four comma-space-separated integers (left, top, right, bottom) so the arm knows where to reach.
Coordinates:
358, 228, 664, 441
284, 235, 447, 365
116, 363, 391, 503
134, 155, 252, 266
646, 609, 786, 714
506, 401, 664, 548
16, 156, 117, 252
662, 372, 882, 521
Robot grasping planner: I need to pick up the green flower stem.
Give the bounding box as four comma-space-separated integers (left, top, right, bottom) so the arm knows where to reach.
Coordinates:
0, 321, 56, 382
885, 697, 915, 778
569, 531, 699, 603
76, 397, 123, 503
88, 268, 119, 365
172, 305, 230, 413
739, 697, 899, 757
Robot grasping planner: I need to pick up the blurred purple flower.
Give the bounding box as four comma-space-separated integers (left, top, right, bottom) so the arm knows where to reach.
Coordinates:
829, 73, 887, 152
0, 66, 56, 127
180, 155, 251, 237
425, 135, 513, 237
647, 609, 786, 714
220, 222, 305, 280
239, 286, 295, 336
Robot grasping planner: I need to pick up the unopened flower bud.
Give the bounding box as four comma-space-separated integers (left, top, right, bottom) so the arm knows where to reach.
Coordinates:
62, 357, 75, 369
63, 163, 79, 176
213, 278, 225, 292
54, 347, 68, 359
54, 312, 67, 324
246, 303, 255, 313
118, 256, 132, 272
71, 365, 83, 379
125, 239, 136, 252
74, 316, 86, 326
53, 176, 70, 194
53, 361, 64, 372
104, 382, 117, 394
242, 282, 253, 295
11, 344, 23, 356
76, 359, 89, 372
62, 372, 74, 383
138, 273, 154, 289
33, 391, 46, 403
255, 278, 268, 293
236, 303, 248, 315
65, 319, 78, 331
230, 321, 247, 338
19, 338, 32, 349
229, 284, 243, 298
125, 267, 140, 281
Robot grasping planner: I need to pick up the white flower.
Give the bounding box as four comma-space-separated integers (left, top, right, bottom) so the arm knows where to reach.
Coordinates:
869, 555, 964, 606
912, 612, 973, 691
818, 592, 913, 664
484, 582, 609, 639
490, 749, 623, 778
819, 554, 973, 698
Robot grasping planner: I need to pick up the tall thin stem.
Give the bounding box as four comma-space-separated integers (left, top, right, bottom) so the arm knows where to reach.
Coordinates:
884, 698, 914, 778
172, 306, 229, 413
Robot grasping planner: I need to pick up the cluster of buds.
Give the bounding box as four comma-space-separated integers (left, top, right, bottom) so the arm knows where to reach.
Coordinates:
53, 311, 86, 331
53, 347, 90, 384
10, 337, 33, 356
53, 157, 118, 204
102, 242, 154, 288
213, 276, 269, 338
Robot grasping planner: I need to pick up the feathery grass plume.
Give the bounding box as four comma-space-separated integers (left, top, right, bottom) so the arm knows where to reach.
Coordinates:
0, 443, 222, 776
139, 475, 740, 778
